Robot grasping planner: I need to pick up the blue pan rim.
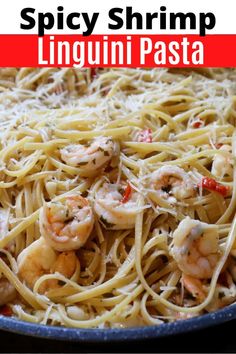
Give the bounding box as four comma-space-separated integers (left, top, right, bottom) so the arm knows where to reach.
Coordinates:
0, 303, 236, 342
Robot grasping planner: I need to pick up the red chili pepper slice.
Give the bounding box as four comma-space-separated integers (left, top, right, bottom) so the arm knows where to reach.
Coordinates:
193, 121, 203, 128
138, 129, 152, 143
0, 305, 12, 317
199, 177, 229, 197
121, 182, 132, 203
215, 184, 229, 196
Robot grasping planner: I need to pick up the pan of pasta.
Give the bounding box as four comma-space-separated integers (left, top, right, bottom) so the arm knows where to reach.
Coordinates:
0, 67, 236, 341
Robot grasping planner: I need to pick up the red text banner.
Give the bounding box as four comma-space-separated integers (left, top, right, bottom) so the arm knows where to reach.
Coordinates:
0, 34, 235, 67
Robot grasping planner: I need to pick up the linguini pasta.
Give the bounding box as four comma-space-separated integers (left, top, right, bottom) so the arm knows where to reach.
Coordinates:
0, 67, 236, 328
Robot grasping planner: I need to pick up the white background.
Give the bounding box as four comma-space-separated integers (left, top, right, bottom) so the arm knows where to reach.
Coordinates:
0, 0, 235, 34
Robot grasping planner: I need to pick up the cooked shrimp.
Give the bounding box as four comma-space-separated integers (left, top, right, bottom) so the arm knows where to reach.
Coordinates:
40, 194, 94, 252
48, 251, 78, 290
94, 181, 140, 229
51, 251, 78, 278
17, 238, 57, 292
151, 165, 196, 203
182, 274, 206, 302
171, 217, 220, 279
211, 145, 233, 178
17, 238, 77, 293
60, 137, 117, 174
0, 278, 17, 306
